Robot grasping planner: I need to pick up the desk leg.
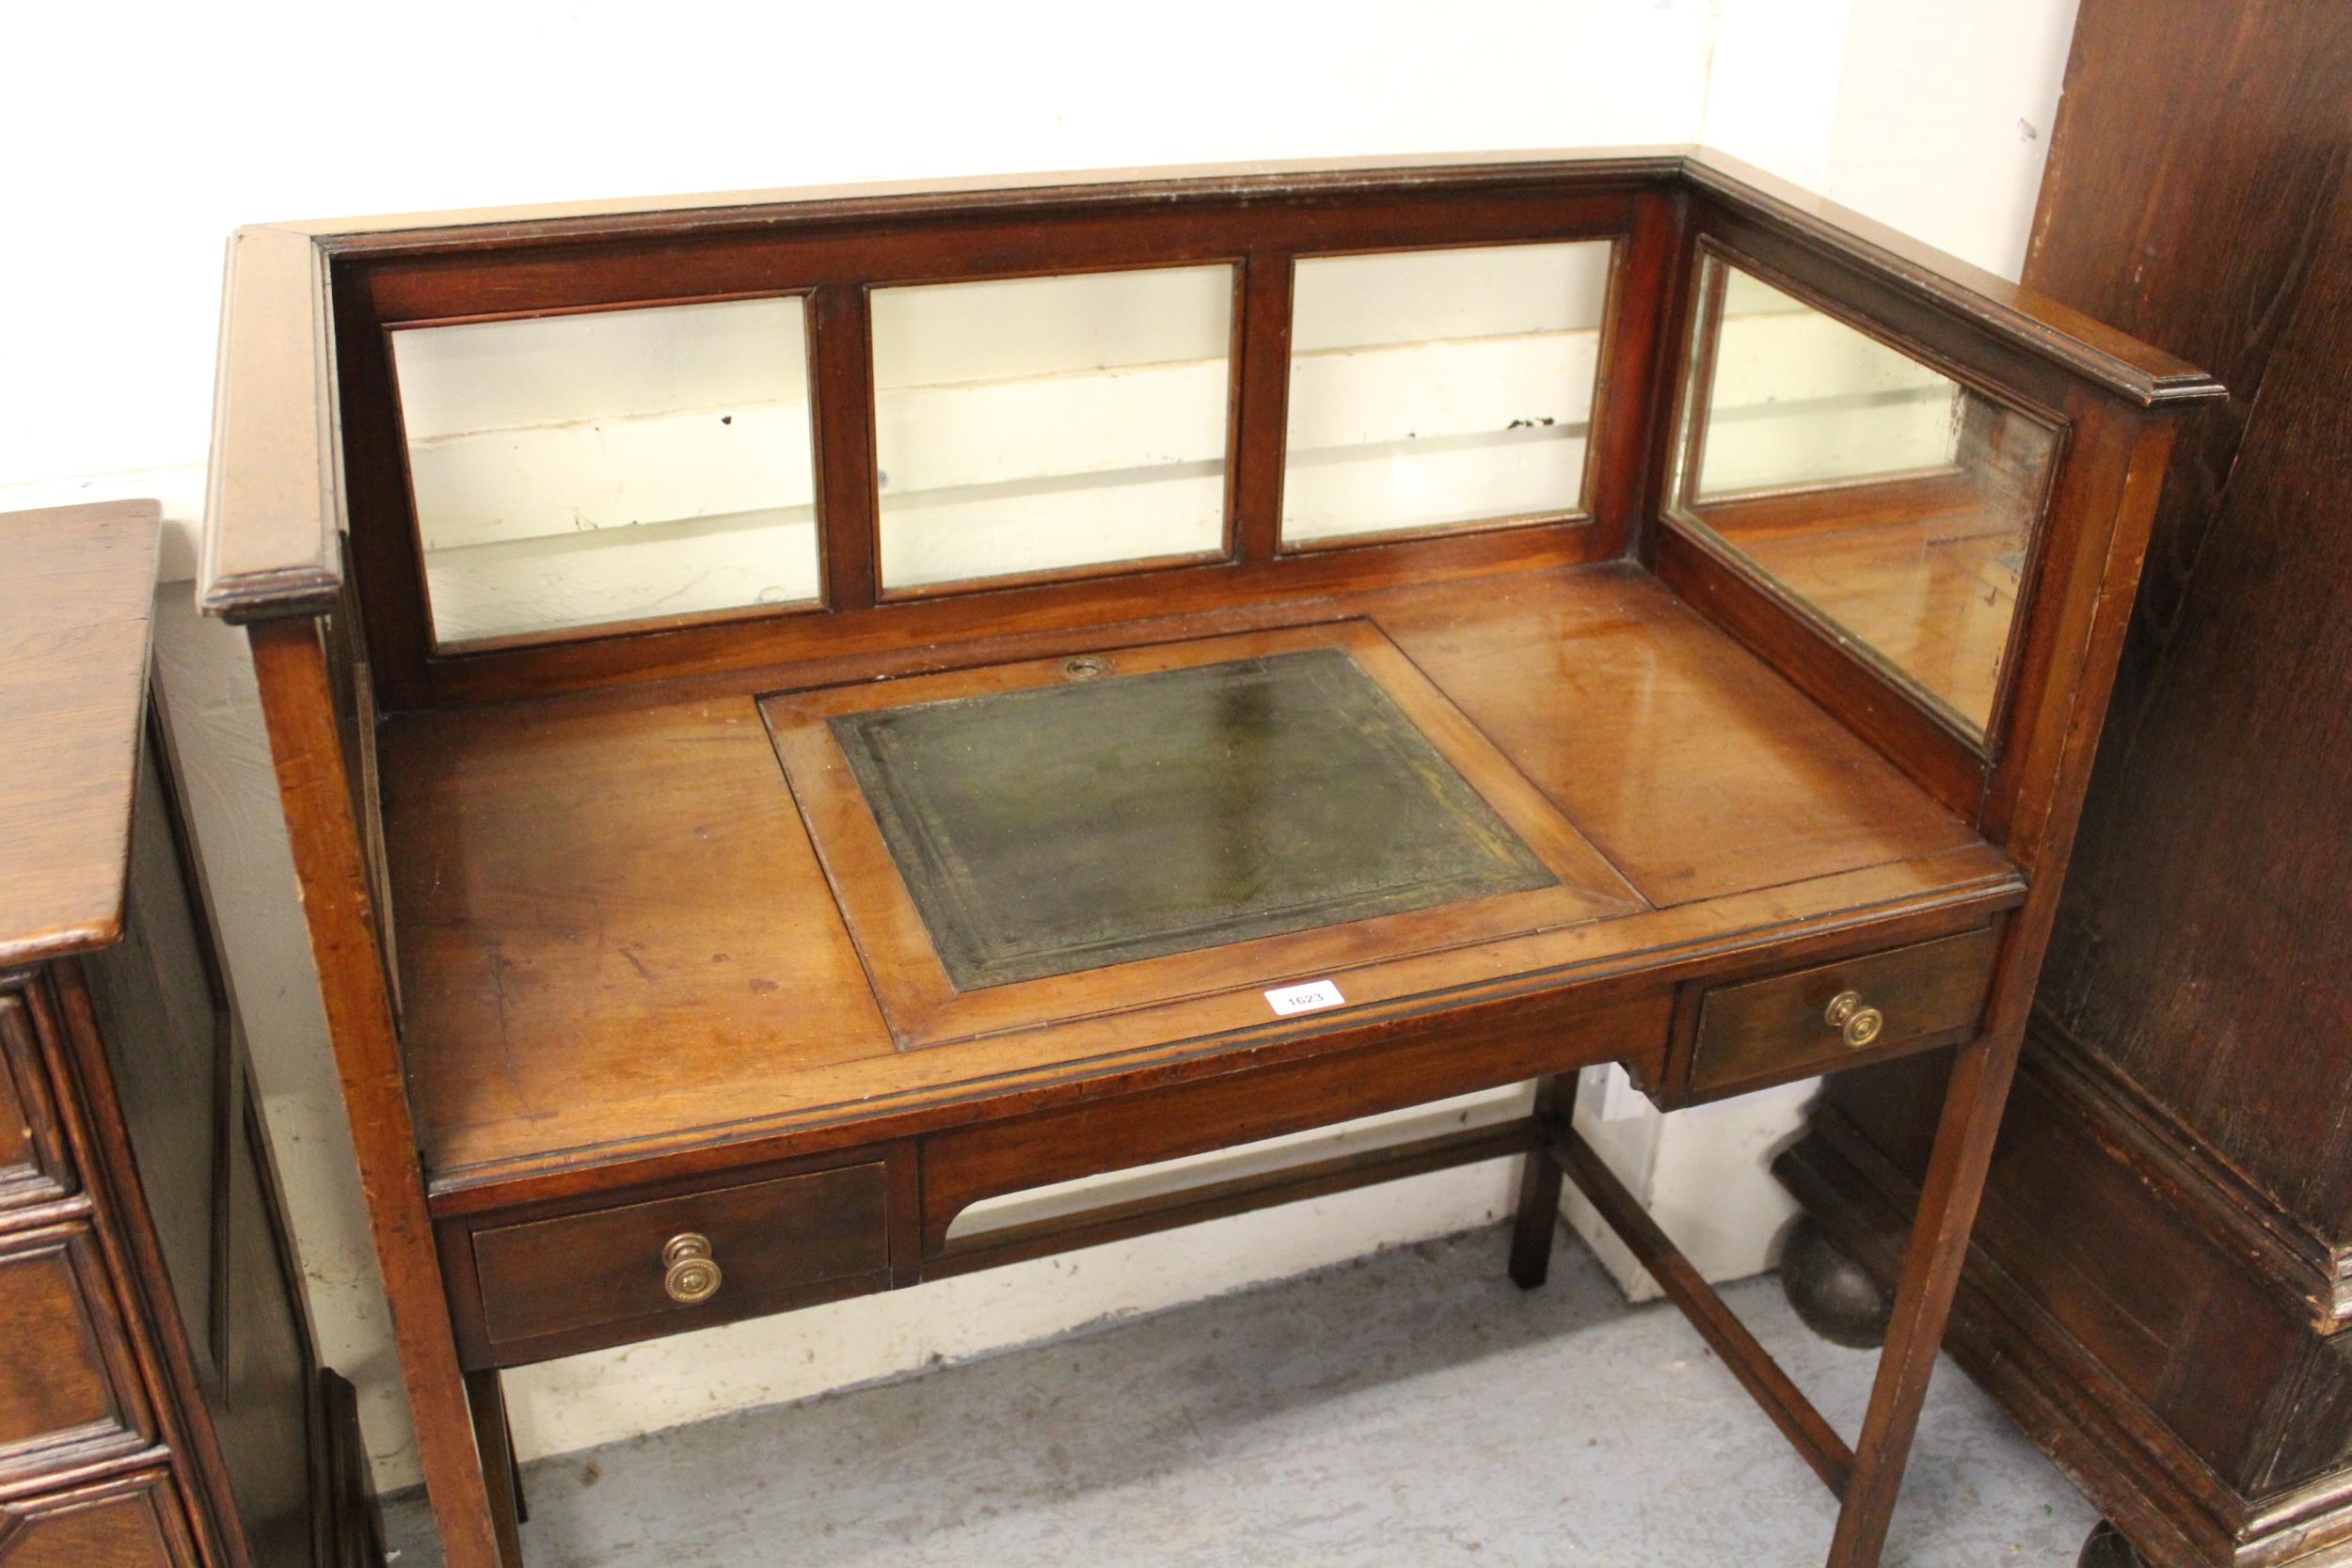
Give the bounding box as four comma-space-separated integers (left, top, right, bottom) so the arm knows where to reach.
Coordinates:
1826, 1026, 2025, 1568
1508, 1076, 1567, 1288
465, 1369, 529, 1568
248, 620, 511, 1568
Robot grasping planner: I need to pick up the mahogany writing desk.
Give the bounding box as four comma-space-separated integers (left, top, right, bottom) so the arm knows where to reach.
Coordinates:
198, 149, 2219, 1567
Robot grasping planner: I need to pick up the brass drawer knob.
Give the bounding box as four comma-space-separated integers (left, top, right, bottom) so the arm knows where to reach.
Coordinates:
661, 1232, 723, 1304
1824, 990, 1884, 1050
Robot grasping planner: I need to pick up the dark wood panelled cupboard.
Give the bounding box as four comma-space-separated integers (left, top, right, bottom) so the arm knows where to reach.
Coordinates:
1778, 5, 2352, 1566
0, 500, 381, 1566
197, 150, 2220, 1567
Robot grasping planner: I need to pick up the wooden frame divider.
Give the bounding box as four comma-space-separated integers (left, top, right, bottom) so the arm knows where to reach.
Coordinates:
808, 282, 881, 613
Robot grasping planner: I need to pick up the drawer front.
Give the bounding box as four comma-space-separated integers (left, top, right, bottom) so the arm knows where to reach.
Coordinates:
1689, 927, 1999, 1096
473, 1162, 892, 1352
0, 1227, 153, 1484
0, 1469, 201, 1568
0, 990, 72, 1211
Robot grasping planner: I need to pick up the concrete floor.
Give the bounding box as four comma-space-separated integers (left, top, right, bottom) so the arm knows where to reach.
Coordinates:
385, 1222, 2097, 1567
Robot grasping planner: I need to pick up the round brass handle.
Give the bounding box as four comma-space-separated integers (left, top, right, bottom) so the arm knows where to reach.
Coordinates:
1824, 990, 1885, 1050
661, 1232, 723, 1305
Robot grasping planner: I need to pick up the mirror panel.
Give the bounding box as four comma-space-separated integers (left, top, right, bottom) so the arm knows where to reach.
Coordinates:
1280, 241, 1612, 546
1675, 257, 2058, 738
393, 296, 819, 647
871, 265, 1235, 592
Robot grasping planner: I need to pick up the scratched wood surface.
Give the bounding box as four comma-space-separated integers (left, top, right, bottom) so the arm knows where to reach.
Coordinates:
381, 562, 1993, 1194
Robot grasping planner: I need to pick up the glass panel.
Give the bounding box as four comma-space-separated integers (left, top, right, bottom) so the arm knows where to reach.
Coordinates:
393, 297, 818, 646
1280, 241, 1612, 546
1677, 258, 2058, 737
871, 266, 1234, 591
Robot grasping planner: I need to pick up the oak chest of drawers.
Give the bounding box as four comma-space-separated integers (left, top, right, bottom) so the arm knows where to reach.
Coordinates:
0, 500, 378, 1568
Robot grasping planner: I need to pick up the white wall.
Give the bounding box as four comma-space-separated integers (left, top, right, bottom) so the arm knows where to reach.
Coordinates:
1563, 0, 2082, 1307
0, 0, 2075, 1494
1821, 0, 2083, 278
1701, 0, 2079, 276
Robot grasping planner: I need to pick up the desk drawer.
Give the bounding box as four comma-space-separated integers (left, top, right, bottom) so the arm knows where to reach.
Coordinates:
473, 1163, 891, 1352
1688, 927, 1999, 1096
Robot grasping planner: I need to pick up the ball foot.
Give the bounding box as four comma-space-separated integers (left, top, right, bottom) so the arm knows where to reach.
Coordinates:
2079, 1520, 2153, 1568
1779, 1216, 1892, 1350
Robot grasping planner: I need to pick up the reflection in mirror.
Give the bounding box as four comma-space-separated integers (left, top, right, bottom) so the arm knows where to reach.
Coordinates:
393, 297, 819, 646
1677, 258, 2058, 737
871, 266, 1234, 592
1281, 241, 1612, 546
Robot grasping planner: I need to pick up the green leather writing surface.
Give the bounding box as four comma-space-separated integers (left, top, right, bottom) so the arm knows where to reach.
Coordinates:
831, 648, 1556, 990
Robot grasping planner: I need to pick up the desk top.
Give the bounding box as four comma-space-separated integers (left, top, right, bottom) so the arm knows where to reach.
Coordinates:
0, 500, 160, 966
383, 560, 2014, 1201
